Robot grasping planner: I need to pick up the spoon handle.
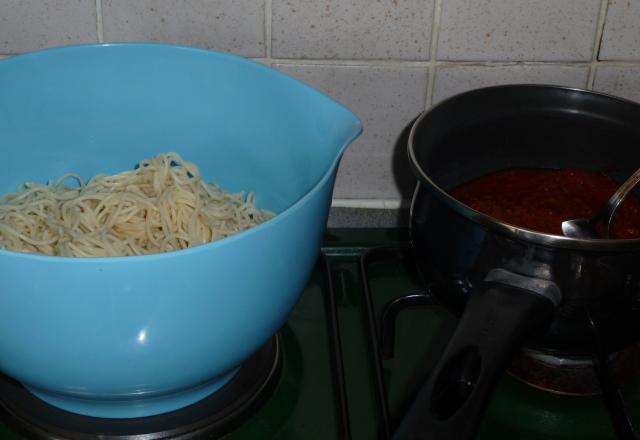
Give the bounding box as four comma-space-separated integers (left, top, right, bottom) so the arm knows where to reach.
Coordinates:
599, 167, 640, 238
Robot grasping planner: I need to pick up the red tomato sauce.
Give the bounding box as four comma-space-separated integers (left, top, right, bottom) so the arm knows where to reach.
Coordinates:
449, 169, 640, 239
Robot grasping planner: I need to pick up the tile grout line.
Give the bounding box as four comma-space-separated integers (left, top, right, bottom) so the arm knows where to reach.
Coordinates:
257, 58, 621, 68
587, 0, 610, 89
264, 58, 432, 67
3, 56, 629, 67
265, 0, 273, 63
331, 199, 407, 209
425, 0, 443, 110
96, 0, 104, 43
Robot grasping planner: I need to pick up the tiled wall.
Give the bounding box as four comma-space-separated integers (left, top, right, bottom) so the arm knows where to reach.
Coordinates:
2, 0, 640, 208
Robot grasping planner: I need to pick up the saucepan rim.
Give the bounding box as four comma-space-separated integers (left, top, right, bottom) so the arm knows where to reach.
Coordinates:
408, 84, 640, 252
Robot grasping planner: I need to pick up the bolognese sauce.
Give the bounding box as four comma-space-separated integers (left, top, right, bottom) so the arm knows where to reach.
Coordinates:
449, 169, 640, 239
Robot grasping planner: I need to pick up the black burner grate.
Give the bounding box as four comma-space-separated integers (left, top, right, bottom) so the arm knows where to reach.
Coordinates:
0, 336, 281, 440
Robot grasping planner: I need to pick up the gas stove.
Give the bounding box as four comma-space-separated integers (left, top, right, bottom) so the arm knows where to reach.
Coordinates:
0, 229, 638, 439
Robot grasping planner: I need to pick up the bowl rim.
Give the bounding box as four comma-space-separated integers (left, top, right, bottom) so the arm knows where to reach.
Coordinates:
0, 42, 363, 263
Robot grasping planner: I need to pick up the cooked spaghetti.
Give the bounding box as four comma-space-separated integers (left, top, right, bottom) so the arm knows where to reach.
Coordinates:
0, 152, 274, 257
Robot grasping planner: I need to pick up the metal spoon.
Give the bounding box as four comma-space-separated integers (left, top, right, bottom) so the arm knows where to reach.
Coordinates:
562, 168, 640, 239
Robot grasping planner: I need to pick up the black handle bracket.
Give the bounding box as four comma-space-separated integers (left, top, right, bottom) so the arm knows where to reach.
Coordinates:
394, 269, 560, 440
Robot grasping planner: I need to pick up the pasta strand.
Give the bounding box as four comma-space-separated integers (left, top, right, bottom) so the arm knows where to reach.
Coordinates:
0, 152, 274, 257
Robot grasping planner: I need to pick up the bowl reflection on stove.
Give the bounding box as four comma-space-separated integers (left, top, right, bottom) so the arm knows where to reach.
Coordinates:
0, 43, 361, 418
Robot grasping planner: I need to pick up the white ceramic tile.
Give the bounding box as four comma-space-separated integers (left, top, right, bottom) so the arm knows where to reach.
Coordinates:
0, 0, 97, 54
432, 64, 589, 104
275, 64, 428, 199
437, 0, 601, 61
272, 0, 435, 60
333, 150, 417, 200
600, 0, 640, 61
592, 66, 640, 103
327, 207, 407, 228
102, 0, 265, 57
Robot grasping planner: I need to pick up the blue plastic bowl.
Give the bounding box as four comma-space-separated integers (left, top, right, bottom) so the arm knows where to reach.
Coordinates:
0, 43, 361, 418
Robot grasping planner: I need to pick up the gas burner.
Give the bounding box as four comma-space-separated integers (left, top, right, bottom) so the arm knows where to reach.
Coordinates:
0, 336, 281, 440
507, 344, 640, 396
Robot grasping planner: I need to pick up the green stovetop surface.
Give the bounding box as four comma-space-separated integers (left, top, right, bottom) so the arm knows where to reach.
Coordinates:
1, 228, 637, 439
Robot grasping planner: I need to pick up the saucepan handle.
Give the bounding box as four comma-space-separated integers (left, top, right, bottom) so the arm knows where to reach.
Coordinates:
393, 269, 560, 440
